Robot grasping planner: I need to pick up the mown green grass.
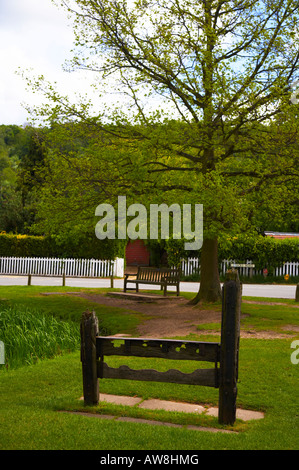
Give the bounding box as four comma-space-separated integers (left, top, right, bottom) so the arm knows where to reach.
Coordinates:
240, 302, 299, 334
0, 338, 298, 450
0, 285, 298, 450
194, 297, 299, 336
0, 286, 141, 336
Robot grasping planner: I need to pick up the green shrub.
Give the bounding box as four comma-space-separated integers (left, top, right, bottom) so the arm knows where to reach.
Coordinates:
163, 234, 298, 270
219, 234, 299, 273
0, 232, 125, 260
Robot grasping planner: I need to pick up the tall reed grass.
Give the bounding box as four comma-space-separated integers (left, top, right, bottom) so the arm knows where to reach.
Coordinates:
0, 304, 80, 369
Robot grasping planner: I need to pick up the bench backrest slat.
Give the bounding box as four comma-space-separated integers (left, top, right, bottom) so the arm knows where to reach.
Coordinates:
137, 267, 180, 283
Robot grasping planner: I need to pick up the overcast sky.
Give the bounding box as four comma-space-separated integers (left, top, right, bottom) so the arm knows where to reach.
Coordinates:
0, 0, 90, 126
0, 0, 182, 127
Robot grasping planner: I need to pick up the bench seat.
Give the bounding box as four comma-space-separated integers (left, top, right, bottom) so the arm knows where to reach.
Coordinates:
124, 266, 180, 296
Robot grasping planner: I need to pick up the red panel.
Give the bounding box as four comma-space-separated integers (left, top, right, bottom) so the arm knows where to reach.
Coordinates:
126, 240, 150, 266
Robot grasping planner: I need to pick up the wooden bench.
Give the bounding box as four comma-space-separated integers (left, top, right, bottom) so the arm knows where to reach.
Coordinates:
124, 266, 180, 296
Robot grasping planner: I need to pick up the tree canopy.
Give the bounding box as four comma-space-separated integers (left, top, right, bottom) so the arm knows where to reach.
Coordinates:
21, 0, 299, 301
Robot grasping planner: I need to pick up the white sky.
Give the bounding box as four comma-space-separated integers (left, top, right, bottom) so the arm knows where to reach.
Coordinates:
0, 0, 185, 126
0, 0, 94, 126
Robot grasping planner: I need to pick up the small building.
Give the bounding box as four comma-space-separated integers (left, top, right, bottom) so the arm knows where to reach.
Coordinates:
264, 232, 299, 239
125, 239, 150, 267
125, 239, 168, 268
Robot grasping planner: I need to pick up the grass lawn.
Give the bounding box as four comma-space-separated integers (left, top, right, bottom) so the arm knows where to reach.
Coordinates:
0, 285, 298, 450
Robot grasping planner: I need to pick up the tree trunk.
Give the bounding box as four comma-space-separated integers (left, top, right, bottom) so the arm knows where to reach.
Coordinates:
189, 237, 222, 304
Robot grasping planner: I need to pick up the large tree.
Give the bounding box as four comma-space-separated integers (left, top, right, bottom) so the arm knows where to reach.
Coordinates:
26, 0, 299, 301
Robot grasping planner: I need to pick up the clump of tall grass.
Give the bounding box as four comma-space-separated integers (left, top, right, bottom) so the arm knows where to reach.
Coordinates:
0, 305, 80, 369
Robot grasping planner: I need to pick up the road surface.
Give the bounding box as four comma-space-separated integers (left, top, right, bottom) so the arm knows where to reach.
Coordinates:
0, 275, 296, 299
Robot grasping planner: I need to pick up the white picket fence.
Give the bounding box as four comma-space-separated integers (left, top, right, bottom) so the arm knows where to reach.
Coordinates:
0, 256, 298, 279
0, 257, 124, 278
181, 258, 299, 277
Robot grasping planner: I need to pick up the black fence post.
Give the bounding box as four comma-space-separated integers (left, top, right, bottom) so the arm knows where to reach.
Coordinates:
80, 310, 99, 406
218, 270, 241, 425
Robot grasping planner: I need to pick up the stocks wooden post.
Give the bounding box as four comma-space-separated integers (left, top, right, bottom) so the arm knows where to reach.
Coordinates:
218, 270, 241, 425
80, 311, 99, 406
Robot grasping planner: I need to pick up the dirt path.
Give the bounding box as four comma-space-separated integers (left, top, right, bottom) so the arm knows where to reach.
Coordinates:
68, 292, 297, 339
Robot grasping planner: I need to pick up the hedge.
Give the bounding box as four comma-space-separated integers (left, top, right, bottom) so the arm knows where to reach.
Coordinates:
162, 234, 299, 271
0, 232, 298, 271
0, 232, 125, 260
218, 234, 299, 272
0, 234, 47, 258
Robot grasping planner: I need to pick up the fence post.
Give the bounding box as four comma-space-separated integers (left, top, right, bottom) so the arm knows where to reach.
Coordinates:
296, 284, 299, 302
218, 269, 241, 425
114, 257, 124, 278
80, 311, 99, 406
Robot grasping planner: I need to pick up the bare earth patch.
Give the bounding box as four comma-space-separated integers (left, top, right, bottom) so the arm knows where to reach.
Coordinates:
67, 292, 297, 339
